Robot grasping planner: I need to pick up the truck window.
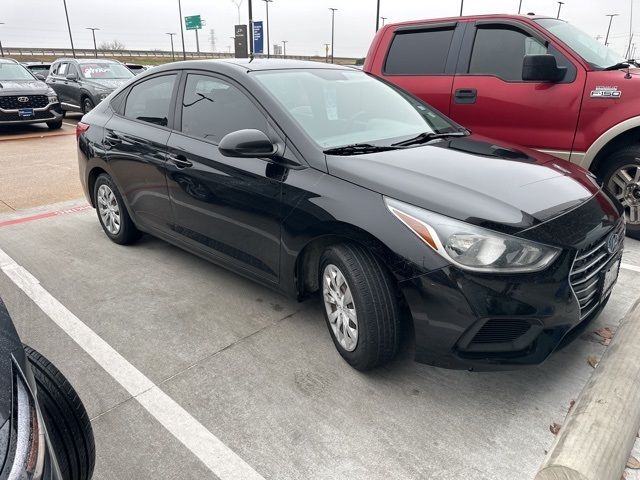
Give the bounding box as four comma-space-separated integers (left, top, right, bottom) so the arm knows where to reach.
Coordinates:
469, 27, 547, 81
384, 27, 455, 75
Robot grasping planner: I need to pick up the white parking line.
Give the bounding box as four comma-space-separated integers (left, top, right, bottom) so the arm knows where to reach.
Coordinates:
622, 262, 640, 274
0, 246, 265, 480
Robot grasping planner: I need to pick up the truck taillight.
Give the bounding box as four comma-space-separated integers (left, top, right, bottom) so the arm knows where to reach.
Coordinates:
76, 122, 90, 140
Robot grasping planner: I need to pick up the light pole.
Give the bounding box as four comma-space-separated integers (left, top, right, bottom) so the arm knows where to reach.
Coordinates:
230, 36, 235, 56
518, 0, 523, 14
324, 43, 330, 63
376, 0, 380, 31
231, 0, 243, 25
605, 14, 619, 46
0, 22, 4, 58
329, 8, 337, 64
86, 27, 99, 58
556, 1, 564, 19
177, 0, 186, 60
459, 0, 464, 16
380, 17, 387, 26
166, 33, 176, 61
248, 0, 254, 56
282, 40, 287, 57
262, 0, 273, 59
62, 0, 76, 58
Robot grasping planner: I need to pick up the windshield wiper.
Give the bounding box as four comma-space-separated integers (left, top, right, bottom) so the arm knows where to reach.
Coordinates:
391, 130, 468, 147
603, 61, 633, 71
323, 143, 402, 156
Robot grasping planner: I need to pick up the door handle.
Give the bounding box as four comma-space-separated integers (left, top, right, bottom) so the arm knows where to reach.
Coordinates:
167, 154, 193, 169
454, 88, 477, 104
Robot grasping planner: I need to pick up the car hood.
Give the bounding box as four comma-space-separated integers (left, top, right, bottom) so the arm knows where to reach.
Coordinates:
0, 298, 22, 425
0, 80, 50, 95
83, 78, 130, 91
326, 135, 601, 235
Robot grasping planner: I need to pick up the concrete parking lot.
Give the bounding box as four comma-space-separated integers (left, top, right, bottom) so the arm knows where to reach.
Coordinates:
1, 127, 640, 480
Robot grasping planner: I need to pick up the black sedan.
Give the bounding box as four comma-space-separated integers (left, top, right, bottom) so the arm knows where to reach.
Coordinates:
77, 59, 623, 371
0, 298, 94, 479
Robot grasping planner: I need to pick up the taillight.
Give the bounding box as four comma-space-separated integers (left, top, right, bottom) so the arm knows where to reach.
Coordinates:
76, 122, 90, 140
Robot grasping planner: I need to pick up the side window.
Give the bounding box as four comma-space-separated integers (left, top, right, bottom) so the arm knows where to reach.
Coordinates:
67, 64, 79, 77
384, 27, 455, 75
57, 63, 69, 76
469, 27, 548, 81
181, 74, 268, 144
124, 74, 177, 127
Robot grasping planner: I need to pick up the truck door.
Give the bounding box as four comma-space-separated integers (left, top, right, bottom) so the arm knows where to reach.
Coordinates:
372, 22, 464, 115
449, 21, 585, 158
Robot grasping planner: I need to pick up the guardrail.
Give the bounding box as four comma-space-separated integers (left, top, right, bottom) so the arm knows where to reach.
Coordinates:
2, 47, 358, 64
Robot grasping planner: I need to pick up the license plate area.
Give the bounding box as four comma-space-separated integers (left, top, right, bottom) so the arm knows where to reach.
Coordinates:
18, 108, 34, 118
600, 255, 621, 299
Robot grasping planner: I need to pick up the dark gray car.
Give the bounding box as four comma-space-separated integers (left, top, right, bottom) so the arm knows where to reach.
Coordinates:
46, 58, 134, 114
0, 58, 63, 129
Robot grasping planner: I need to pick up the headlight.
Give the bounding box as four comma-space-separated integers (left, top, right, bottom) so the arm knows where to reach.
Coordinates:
46, 89, 58, 104
385, 197, 561, 273
5, 364, 45, 480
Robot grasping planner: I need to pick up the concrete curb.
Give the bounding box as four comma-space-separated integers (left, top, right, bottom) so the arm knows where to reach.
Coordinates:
535, 298, 640, 480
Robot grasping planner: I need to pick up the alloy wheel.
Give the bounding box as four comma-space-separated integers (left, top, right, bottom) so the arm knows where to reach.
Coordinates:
322, 264, 359, 352
607, 164, 640, 225
96, 184, 121, 235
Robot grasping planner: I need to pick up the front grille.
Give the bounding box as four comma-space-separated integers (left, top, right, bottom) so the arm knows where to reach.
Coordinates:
0, 110, 55, 122
0, 95, 49, 110
470, 319, 532, 345
570, 222, 624, 320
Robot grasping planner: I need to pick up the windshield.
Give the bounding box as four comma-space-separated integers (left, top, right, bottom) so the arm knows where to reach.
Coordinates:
79, 63, 133, 79
536, 18, 626, 69
253, 69, 458, 149
0, 63, 35, 81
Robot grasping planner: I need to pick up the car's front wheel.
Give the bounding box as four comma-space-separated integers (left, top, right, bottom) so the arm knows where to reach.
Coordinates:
94, 173, 141, 244
24, 346, 95, 480
602, 147, 640, 240
81, 97, 94, 114
319, 243, 401, 370
46, 119, 63, 130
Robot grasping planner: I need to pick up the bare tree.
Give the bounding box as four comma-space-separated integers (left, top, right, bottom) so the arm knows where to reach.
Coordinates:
231, 0, 243, 25
98, 39, 126, 51
209, 28, 217, 52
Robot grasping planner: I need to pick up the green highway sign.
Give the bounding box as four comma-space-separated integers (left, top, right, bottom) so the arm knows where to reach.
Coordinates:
185, 15, 202, 30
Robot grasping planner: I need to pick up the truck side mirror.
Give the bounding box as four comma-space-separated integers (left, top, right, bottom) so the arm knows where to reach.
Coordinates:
522, 54, 566, 82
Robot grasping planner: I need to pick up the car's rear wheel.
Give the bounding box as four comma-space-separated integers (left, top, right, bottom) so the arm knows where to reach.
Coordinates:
24, 346, 95, 480
319, 243, 400, 370
46, 119, 63, 130
94, 173, 141, 244
601, 147, 640, 240
81, 97, 94, 114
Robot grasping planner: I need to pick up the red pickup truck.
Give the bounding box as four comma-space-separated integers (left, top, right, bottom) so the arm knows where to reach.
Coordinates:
364, 14, 640, 239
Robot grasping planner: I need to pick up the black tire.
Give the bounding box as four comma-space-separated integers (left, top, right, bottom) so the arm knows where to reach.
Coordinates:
319, 243, 401, 370
600, 146, 640, 240
46, 119, 63, 130
81, 97, 94, 114
93, 173, 141, 245
24, 346, 95, 480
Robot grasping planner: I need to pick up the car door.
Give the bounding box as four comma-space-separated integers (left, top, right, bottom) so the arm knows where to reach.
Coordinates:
65, 63, 82, 108
48, 62, 72, 107
103, 72, 179, 235
449, 20, 585, 156
165, 72, 285, 284
374, 22, 463, 115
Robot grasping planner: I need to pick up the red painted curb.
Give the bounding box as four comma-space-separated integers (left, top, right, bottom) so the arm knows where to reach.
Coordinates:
0, 205, 91, 228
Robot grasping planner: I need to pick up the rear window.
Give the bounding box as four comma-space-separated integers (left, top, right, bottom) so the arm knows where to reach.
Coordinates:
384, 27, 455, 75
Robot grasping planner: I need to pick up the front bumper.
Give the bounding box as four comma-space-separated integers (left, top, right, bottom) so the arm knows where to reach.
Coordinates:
0, 103, 63, 125
400, 198, 624, 371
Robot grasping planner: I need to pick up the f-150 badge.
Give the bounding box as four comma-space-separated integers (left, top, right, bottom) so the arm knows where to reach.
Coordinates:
591, 86, 622, 98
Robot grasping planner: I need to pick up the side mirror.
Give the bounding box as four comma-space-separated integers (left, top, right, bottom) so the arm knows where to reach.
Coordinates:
219, 129, 277, 158
66, 73, 78, 81
34, 73, 47, 81
522, 54, 566, 82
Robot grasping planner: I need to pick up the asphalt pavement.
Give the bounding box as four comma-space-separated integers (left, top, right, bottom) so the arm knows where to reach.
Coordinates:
1, 128, 639, 480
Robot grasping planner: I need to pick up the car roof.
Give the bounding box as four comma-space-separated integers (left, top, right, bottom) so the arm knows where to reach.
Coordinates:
52, 58, 121, 64
385, 13, 556, 28
149, 58, 356, 75
0, 58, 18, 64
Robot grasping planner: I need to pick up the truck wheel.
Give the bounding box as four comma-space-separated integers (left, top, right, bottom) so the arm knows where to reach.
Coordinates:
319, 243, 400, 370
24, 346, 95, 480
601, 147, 640, 240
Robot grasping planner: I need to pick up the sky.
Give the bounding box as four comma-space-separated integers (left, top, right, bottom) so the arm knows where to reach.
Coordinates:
0, 0, 638, 58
